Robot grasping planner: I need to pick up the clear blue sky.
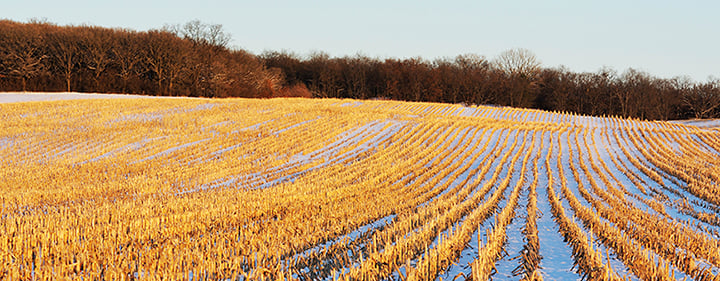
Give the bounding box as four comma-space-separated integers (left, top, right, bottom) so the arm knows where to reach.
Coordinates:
5, 0, 719, 82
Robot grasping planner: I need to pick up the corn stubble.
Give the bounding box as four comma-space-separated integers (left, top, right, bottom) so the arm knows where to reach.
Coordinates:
1, 97, 719, 280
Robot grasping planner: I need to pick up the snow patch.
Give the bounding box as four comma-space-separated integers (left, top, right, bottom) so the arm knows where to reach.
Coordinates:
670, 119, 720, 129
0, 92, 198, 104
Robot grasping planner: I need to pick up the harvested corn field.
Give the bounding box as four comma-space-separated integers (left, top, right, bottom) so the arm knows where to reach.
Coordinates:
1, 95, 719, 280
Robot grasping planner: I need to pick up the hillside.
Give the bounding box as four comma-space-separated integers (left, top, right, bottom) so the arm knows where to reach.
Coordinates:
1, 95, 719, 280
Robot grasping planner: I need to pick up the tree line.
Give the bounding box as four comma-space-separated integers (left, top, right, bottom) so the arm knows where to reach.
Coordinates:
263, 50, 720, 120
0, 19, 281, 98
1, 19, 718, 120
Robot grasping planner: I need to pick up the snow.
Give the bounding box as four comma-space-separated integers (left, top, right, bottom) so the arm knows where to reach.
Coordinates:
552, 130, 636, 278
236, 119, 276, 132
431, 129, 490, 200
435, 129, 524, 279
337, 101, 363, 107
0, 92, 196, 103
131, 138, 210, 164
111, 103, 217, 124
0, 137, 12, 150
532, 131, 581, 280
79, 137, 166, 164
193, 119, 409, 192
670, 119, 720, 129
291, 214, 396, 265
6, 95, 720, 279
689, 134, 720, 155
273, 117, 321, 135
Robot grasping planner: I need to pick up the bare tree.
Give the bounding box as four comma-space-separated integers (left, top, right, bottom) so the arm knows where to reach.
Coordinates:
164, 20, 233, 96
454, 54, 490, 104
493, 48, 541, 107
229, 49, 282, 98
49, 27, 81, 92
143, 30, 179, 95
684, 79, 720, 119
587, 67, 617, 116
649, 78, 679, 120
493, 48, 541, 78
616, 68, 651, 118
342, 55, 370, 99
112, 30, 142, 93
205, 23, 231, 48
307, 52, 340, 98
165, 20, 231, 48
82, 26, 114, 92
1, 23, 47, 91
538, 67, 573, 111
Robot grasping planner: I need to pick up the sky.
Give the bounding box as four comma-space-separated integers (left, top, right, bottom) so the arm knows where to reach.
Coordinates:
4, 0, 719, 82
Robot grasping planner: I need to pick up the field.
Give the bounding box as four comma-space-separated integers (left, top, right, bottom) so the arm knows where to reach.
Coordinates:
1, 95, 720, 280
